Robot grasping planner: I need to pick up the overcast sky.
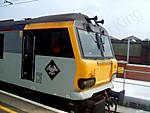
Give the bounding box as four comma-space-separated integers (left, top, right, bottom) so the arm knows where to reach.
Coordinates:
0, 0, 150, 40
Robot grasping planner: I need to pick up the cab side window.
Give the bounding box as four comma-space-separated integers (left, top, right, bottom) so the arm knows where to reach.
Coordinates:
35, 28, 74, 58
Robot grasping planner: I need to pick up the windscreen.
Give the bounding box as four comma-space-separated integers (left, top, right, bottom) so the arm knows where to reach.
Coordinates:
78, 29, 102, 58
78, 29, 114, 59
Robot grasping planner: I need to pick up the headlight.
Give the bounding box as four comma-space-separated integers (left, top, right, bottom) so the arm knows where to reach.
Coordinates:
78, 78, 96, 89
111, 73, 117, 81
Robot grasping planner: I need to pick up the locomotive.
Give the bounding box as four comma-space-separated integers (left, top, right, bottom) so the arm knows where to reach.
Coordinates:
0, 13, 118, 113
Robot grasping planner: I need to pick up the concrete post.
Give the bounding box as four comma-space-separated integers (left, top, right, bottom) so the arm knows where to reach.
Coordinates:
127, 39, 130, 64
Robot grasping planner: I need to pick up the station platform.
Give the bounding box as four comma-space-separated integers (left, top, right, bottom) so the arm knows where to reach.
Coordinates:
0, 91, 63, 113
113, 78, 150, 111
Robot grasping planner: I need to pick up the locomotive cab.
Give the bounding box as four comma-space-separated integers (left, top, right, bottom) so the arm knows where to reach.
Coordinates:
69, 19, 118, 101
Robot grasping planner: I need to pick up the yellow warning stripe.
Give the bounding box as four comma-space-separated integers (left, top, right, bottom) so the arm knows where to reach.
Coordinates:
0, 105, 18, 113
24, 21, 74, 30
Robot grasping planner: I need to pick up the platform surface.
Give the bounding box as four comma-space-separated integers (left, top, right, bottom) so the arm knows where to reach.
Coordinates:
0, 101, 27, 113
113, 78, 150, 111
113, 78, 150, 100
0, 92, 55, 113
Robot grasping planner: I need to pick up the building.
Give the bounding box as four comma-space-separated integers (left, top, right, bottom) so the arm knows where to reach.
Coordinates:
111, 35, 150, 65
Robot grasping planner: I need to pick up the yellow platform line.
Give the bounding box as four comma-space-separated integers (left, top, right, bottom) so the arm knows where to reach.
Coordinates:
0, 105, 18, 113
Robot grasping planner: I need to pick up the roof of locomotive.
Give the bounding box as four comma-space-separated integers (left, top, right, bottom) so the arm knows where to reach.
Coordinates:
0, 13, 89, 31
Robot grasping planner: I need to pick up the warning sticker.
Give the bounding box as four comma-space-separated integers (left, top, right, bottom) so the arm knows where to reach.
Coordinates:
118, 67, 124, 74
45, 60, 60, 80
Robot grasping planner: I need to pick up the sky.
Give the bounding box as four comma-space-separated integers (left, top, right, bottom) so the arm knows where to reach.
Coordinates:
0, 0, 150, 40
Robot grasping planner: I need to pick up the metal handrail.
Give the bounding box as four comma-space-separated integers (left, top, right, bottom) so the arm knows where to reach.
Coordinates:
125, 69, 150, 74
116, 68, 150, 90
118, 69, 150, 74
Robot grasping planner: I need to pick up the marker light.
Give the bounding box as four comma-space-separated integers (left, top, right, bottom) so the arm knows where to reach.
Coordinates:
78, 78, 96, 89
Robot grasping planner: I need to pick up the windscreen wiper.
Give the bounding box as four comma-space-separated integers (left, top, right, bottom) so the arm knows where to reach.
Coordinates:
99, 36, 105, 52
96, 33, 104, 56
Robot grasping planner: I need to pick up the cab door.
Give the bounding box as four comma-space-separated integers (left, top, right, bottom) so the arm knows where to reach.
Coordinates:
0, 33, 4, 59
21, 31, 36, 81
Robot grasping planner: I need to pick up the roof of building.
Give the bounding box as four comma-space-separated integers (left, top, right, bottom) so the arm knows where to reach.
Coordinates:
122, 35, 141, 42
